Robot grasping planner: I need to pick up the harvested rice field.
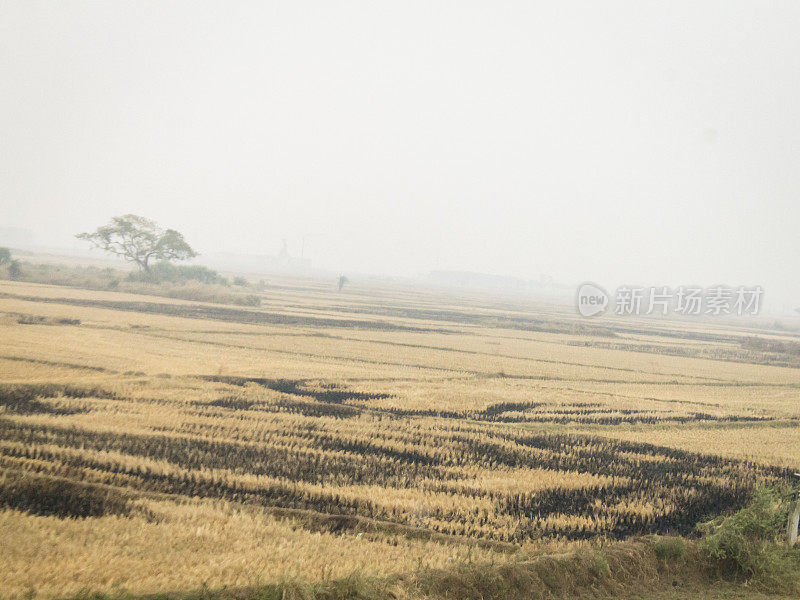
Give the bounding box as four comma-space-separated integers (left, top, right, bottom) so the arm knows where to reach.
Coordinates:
1, 277, 799, 598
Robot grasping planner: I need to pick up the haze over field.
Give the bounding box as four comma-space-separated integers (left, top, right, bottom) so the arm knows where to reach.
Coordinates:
2, 1, 799, 305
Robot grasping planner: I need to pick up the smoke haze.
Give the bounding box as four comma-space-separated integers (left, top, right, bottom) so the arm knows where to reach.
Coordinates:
1, 1, 799, 306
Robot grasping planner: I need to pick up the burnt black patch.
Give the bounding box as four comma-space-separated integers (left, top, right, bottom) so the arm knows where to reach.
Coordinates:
0, 418, 793, 541
199, 376, 392, 404
379, 400, 772, 426
272, 397, 361, 419
0, 472, 133, 518
197, 393, 361, 419
206, 396, 257, 410
0, 384, 113, 415
12, 313, 81, 326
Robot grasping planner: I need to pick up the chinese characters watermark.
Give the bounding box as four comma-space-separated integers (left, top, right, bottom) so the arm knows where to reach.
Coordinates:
576, 283, 762, 317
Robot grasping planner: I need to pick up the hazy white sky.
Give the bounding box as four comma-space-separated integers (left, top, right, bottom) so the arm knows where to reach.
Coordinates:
1, 2, 799, 302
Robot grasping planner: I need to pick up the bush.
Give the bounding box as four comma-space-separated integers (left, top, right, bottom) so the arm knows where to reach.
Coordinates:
127, 262, 228, 285
9, 262, 120, 289
7, 259, 21, 280
238, 294, 261, 306
5, 262, 260, 307
233, 276, 248, 286
119, 281, 261, 306
699, 487, 800, 591
590, 552, 610, 578
653, 537, 685, 561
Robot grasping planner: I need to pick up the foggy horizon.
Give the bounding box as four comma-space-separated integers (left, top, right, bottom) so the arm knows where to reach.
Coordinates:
2, 2, 800, 306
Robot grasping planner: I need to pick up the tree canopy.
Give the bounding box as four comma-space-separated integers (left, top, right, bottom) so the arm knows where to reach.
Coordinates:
76, 215, 197, 271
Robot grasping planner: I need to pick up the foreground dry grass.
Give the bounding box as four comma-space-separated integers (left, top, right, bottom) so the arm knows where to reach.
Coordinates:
1, 277, 799, 598
1, 498, 506, 596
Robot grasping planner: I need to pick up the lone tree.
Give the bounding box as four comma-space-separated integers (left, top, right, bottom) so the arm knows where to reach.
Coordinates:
77, 215, 197, 272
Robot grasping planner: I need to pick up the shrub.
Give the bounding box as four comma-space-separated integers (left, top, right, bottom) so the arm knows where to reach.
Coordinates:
699, 487, 799, 591
233, 276, 248, 286
590, 552, 610, 578
4, 260, 260, 307
127, 262, 228, 285
7, 259, 21, 280
653, 537, 685, 560
119, 281, 261, 306
238, 294, 261, 306
7, 262, 118, 289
